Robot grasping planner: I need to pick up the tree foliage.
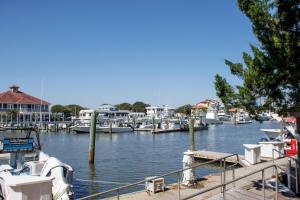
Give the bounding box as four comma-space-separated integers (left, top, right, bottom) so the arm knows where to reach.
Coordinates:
51, 105, 68, 114
175, 104, 192, 115
131, 101, 149, 113
215, 0, 300, 115
6, 110, 17, 121
115, 103, 132, 111
65, 104, 85, 116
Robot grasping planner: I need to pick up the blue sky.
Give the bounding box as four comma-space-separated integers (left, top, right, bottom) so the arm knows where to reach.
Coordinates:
0, 0, 257, 108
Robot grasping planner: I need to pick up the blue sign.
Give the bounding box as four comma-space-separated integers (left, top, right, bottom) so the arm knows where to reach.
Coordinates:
1, 138, 34, 152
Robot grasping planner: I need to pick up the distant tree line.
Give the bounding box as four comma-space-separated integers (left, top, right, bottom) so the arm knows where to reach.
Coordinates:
116, 102, 193, 115
115, 101, 150, 113
51, 104, 85, 120
50, 102, 194, 119
175, 104, 192, 115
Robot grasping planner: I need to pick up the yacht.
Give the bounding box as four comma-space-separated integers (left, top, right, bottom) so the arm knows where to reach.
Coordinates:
202, 100, 223, 124
194, 118, 209, 131
217, 111, 231, 122
72, 123, 133, 133
260, 128, 283, 140
71, 109, 133, 133
0, 129, 73, 199
235, 111, 252, 124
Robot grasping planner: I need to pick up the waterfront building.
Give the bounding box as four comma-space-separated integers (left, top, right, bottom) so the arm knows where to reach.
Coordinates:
0, 85, 50, 124
191, 100, 209, 117
146, 105, 175, 118
191, 99, 221, 117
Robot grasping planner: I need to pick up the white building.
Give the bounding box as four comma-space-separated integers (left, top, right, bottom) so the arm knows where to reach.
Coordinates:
0, 85, 50, 124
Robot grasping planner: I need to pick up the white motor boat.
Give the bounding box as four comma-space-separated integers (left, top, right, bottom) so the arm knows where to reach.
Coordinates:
101, 125, 133, 133
0, 129, 73, 200
260, 129, 283, 140
235, 111, 252, 124
72, 123, 133, 133
161, 122, 180, 130
72, 123, 103, 133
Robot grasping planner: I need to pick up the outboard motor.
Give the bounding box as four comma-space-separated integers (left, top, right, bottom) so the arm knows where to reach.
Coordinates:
40, 157, 73, 200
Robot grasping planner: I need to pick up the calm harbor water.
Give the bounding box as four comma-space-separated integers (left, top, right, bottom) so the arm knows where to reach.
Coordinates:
36, 121, 280, 198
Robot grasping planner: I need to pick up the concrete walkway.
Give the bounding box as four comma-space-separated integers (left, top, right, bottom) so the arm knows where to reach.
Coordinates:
106, 157, 296, 200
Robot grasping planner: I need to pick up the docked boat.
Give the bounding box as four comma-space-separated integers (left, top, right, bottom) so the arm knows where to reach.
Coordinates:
260, 128, 283, 140
72, 123, 103, 133
256, 112, 271, 122
101, 124, 133, 133
217, 112, 231, 122
161, 121, 181, 130
0, 129, 73, 199
235, 111, 252, 124
72, 109, 133, 133
72, 123, 133, 133
205, 109, 223, 124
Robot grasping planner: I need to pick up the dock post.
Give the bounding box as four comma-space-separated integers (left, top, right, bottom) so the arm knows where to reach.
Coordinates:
109, 121, 112, 134
152, 117, 156, 132
189, 117, 195, 151
89, 111, 97, 164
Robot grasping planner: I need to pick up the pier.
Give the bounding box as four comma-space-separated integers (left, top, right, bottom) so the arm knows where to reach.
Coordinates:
133, 128, 189, 133
106, 157, 291, 200
193, 150, 244, 164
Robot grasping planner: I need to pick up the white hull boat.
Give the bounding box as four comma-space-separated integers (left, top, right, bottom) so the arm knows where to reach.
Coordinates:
101, 126, 133, 133
260, 129, 283, 140
205, 118, 223, 124
72, 124, 103, 133
0, 129, 73, 200
72, 124, 133, 133
236, 120, 253, 124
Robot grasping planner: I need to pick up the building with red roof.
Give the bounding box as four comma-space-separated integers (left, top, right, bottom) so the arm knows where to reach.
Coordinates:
0, 85, 50, 123
191, 99, 221, 117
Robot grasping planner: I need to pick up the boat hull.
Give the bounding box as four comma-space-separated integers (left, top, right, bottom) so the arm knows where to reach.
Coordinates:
260, 129, 283, 139
205, 118, 223, 125
72, 126, 133, 133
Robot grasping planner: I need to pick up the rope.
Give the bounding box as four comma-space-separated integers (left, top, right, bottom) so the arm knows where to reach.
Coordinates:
76, 178, 145, 186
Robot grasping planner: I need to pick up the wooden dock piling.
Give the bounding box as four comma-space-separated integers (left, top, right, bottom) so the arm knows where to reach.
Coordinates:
89, 111, 97, 164
152, 117, 156, 132
189, 117, 195, 151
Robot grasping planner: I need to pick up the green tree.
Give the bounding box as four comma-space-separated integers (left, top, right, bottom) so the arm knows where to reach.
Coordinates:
65, 104, 85, 116
175, 104, 192, 115
6, 110, 17, 122
51, 105, 67, 114
214, 75, 239, 110
115, 103, 132, 111
131, 101, 149, 113
215, 0, 299, 118
51, 105, 71, 120
214, 0, 300, 189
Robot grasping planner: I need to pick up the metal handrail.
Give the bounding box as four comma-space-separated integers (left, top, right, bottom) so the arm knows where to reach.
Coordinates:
78, 153, 240, 200
272, 148, 300, 164
272, 148, 299, 193
182, 164, 279, 200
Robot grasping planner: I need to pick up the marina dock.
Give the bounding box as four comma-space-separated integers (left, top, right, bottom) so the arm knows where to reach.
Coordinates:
152, 128, 183, 134
193, 150, 244, 164
134, 128, 190, 133
108, 157, 291, 200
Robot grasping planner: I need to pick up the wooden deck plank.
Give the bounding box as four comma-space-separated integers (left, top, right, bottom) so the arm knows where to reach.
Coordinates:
193, 150, 244, 164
